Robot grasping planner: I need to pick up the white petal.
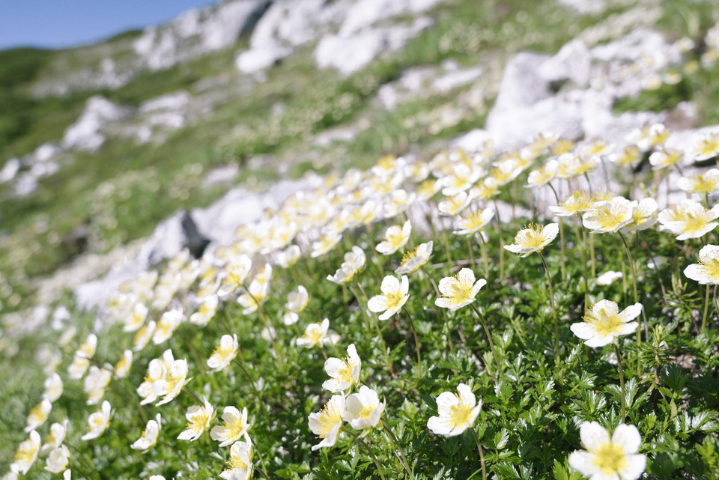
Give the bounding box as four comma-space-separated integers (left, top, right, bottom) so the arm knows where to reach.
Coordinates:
571, 323, 596, 340
618, 454, 647, 480
619, 304, 643, 323
611, 424, 641, 454
568, 451, 600, 476
579, 422, 610, 452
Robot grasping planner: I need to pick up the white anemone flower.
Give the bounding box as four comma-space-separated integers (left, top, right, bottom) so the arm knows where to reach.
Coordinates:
571, 300, 642, 348
81, 401, 112, 441
568, 422, 646, 480
308, 395, 345, 451
131, 414, 162, 452
684, 245, 719, 285
178, 398, 214, 441
427, 383, 481, 437
343, 386, 385, 430
368, 275, 410, 320
211, 406, 251, 447
323, 344, 361, 393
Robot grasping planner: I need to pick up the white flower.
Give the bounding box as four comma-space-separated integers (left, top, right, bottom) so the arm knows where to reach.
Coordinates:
427, 383, 481, 437
189, 294, 219, 327
297, 319, 338, 348
688, 131, 719, 161
343, 386, 385, 430
571, 300, 642, 348
133, 320, 156, 351
440, 164, 482, 196
25, 399, 52, 432
684, 245, 719, 285
526, 159, 558, 189
678, 168, 719, 196
327, 246, 366, 284
435, 268, 486, 311
11, 430, 40, 474
597, 271, 623, 286
43, 373, 64, 402
218, 255, 253, 297
504, 223, 559, 257
114, 350, 133, 379
395, 241, 433, 274
622, 198, 657, 233
178, 398, 214, 441
45, 445, 70, 474
438, 191, 475, 216
568, 422, 646, 480
154, 353, 190, 406
368, 275, 410, 320
454, 209, 495, 236
376, 221, 412, 255
308, 395, 345, 451
131, 414, 162, 452
658, 201, 720, 240
153, 308, 183, 344
81, 401, 112, 441
384, 189, 416, 218
276, 245, 301, 268
211, 406, 250, 447
137, 354, 169, 405
286, 286, 309, 313
323, 344, 361, 393
208, 334, 239, 372
84, 366, 112, 405
582, 197, 635, 234
220, 438, 254, 480
123, 303, 148, 332
312, 231, 343, 258
41, 420, 68, 453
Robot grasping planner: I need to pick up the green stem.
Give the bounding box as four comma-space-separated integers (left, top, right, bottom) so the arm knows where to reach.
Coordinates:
428, 272, 455, 354
470, 428, 487, 480
538, 252, 561, 365
618, 232, 648, 340
357, 435, 387, 480
402, 307, 422, 378
469, 303, 503, 382
478, 233, 490, 280
614, 342, 626, 421
701, 284, 710, 333
382, 420, 415, 480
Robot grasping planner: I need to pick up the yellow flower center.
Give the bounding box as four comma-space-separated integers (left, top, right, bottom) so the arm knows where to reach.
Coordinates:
337, 362, 355, 384
387, 231, 407, 249
449, 282, 475, 304
187, 410, 209, 432
225, 418, 246, 440
400, 249, 417, 266
304, 328, 324, 346
592, 443, 628, 475
515, 225, 546, 249
449, 400, 473, 429
29, 403, 47, 421
212, 344, 234, 362
164, 370, 185, 395
358, 405, 375, 419
595, 207, 627, 230
699, 138, 719, 156
692, 176, 717, 194
700, 258, 720, 281
587, 313, 623, 337
683, 213, 710, 234
14, 441, 36, 463
418, 180, 437, 197
384, 291, 405, 312
317, 403, 342, 438
227, 454, 248, 472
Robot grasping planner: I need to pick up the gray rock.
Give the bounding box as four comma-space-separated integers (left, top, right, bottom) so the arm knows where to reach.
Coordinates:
539, 39, 591, 86
314, 17, 433, 76
62, 96, 133, 152
134, 0, 270, 71
236, 45, 292, 73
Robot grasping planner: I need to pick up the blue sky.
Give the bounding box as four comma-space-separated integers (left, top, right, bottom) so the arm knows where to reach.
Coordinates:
0, 0, 220, 50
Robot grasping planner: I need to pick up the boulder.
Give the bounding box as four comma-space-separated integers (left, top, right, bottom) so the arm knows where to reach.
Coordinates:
62, 96, 133, 152
314, 17, 433, 76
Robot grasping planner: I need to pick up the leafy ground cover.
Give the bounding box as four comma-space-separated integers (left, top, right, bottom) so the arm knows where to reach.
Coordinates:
0, 125, 717, 479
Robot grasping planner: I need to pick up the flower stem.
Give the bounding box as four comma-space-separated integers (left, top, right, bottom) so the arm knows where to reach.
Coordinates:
356, 284, 394, 376
402, 307, 422, 378
701, 284, 710, 333
469, 303, 503, 382
183, 386, 203, 404
466, 236, 477, 269
428, 272, 455, 354
538, 252, 561, 365
470, 428, 487, 480
614, 342, 626, 421
357, 435, 387, 480
382, 420, 415, 480
478, 233, 490, 280
574, 219, 589, 312
618, 232, 648, 341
